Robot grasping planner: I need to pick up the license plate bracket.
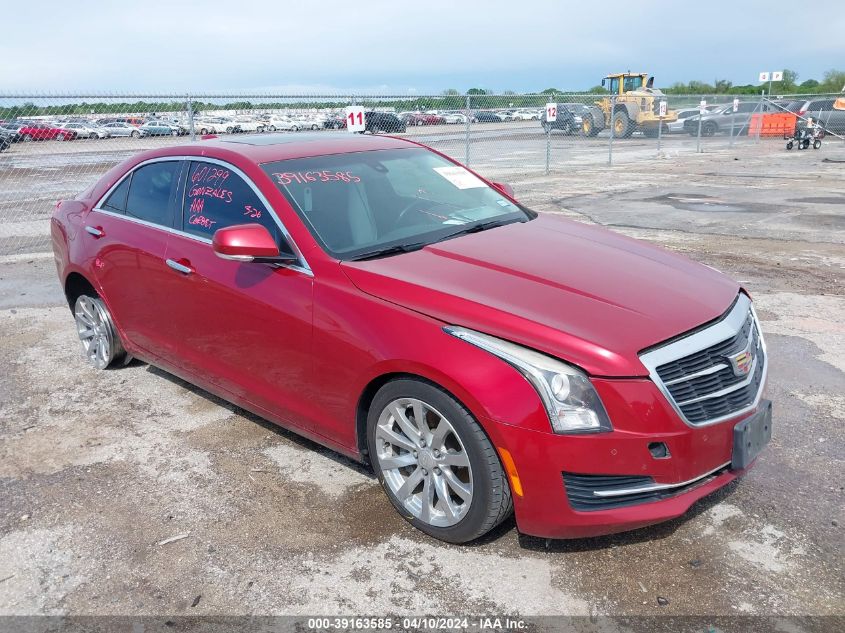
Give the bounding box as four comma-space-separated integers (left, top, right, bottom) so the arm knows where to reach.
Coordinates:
732, 400, 772, 470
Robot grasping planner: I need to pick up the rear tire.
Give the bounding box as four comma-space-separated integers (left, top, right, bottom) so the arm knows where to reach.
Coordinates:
702, 122, 717, 137
786, 141, 794, 150
813, 139, 821, 150
73, 295, 126, 370
131, 130, 140, 138
367, 378, 513, 544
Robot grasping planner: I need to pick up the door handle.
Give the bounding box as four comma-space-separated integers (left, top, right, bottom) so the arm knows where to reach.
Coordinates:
85, 225, 105, 238
166, 258, 194, 275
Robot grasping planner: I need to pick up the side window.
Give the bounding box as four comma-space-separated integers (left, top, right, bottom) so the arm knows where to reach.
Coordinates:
182, 161, 279, 241
125, 161, 181, 227
102, 176, 131, 213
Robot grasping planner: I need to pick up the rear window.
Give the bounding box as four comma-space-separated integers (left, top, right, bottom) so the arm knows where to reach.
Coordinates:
102, 176, 131, 213
807, 100, 834, 112
125, 161, 181, 227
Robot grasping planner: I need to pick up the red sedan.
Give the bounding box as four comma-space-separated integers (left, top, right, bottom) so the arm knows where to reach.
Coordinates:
17, 122, 78, 141
51, 133, 771, 543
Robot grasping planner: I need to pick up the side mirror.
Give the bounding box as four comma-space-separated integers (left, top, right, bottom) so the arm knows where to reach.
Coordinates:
491, 181, 515, 198
601, 79, 606, 87
212, 224, 297, 264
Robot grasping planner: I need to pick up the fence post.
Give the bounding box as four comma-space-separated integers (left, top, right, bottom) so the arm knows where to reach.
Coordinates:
696, 100, 703, 153
656, 103, 663, 156
607, 95, 616, 166
186, 95, 195, 141
756, 91, 764, 143
464, 95, 471, 166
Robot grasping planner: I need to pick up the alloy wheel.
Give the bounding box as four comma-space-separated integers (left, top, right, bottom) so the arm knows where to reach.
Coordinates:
374, 398, 473, 527
74, 296, 117, 369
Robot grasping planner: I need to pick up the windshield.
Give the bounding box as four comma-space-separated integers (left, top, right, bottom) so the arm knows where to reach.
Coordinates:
262, 148, 530, 260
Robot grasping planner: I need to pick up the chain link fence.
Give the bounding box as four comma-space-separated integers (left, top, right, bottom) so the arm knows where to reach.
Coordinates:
1, 92, 843, 254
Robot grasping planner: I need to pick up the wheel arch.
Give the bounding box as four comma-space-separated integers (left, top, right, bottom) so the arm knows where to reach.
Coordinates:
354, 364, 513, 467
64, 271, 98, 310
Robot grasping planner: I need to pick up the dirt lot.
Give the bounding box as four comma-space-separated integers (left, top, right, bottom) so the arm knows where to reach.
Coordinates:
0, 140, 843, 628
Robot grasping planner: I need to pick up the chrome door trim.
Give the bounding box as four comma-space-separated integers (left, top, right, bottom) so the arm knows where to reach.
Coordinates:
92, 155, 313, 277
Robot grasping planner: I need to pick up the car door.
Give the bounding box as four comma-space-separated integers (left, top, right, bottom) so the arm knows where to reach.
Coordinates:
161, 158, 316, 430
86, 159, 186, 359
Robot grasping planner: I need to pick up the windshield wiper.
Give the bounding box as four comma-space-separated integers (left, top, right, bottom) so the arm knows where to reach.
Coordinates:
348, 242, 427, 261
436, 217, 524, 242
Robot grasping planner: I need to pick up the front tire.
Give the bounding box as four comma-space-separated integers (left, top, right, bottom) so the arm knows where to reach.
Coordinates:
367, 379, 512, 543
612, 111, 633, 138
73, 295, 126, 370
131, 130, 140, 138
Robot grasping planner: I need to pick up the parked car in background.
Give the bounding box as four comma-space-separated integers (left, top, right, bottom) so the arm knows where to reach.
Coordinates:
512, 109, 541, 121
666, 108, 703, 134
52, 133, 771, 544
139, 121, 183, 137
541, 103, 605, 136
683, 102, 773, 136
364, 111, 406, 134
0, 122, 25, 142
17, 122, 77, 141
441, 112, 472, 124
323, 116, 347, 130
100, 122, 148, 138
265, 117, 302, 132
291, 114, 326, 130
232, 117, 266, 133
472, 111, 503, 123
0, 128, 11, 152
193, 118, 241, 134
95, 117, 145, 127
402, 113, 445, 126
793, 98, 845, 135
62, 122, 111, 139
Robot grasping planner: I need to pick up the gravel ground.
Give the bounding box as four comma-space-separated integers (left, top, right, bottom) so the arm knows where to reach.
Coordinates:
0, 139, 842, 628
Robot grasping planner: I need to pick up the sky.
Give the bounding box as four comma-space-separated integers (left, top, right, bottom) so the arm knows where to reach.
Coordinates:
4, 0, 843, 95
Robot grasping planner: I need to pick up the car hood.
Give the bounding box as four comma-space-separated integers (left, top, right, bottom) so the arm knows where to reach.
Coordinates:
341, 214, 739, 377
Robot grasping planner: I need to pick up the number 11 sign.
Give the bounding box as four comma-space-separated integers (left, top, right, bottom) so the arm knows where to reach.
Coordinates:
345, 106, 366, 132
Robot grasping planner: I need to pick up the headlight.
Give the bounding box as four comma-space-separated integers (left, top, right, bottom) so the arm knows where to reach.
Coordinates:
444, 326, 612, 434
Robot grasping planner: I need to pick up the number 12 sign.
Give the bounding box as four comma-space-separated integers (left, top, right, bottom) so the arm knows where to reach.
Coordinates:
545, 103, 557, 123
345, 106, 366, 132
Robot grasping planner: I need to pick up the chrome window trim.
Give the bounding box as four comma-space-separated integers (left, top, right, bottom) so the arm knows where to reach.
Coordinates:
92, 155, 313, 277
592, 461, 731, 498
639, 294, 768, 428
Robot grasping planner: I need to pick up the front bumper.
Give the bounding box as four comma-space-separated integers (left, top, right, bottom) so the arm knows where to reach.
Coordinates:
482, 377, 767, 539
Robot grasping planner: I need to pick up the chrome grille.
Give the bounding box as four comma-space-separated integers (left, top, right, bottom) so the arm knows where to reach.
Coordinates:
639, 294, 767, 427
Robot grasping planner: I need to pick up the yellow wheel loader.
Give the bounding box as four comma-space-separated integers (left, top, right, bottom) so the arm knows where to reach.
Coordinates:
596, 73, 677, 138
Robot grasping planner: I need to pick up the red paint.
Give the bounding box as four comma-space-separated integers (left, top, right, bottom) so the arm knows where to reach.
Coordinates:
51, 133, 764, 539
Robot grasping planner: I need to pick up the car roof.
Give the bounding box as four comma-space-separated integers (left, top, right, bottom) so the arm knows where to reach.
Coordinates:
141, 132, 416, 164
